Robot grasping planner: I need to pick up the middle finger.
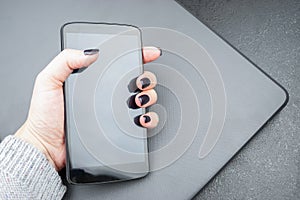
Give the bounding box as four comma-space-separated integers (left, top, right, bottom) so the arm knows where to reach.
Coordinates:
135, 89, 157, 108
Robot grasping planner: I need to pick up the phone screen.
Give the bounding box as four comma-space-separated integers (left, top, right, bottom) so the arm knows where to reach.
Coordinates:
62, 23, 148, 184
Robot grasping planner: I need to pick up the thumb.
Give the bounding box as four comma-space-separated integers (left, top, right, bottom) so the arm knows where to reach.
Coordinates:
38, 49, 99, 85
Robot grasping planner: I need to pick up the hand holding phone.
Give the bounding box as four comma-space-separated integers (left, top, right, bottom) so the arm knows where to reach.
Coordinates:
15, 24, 161, 185
61, 23, 161, 184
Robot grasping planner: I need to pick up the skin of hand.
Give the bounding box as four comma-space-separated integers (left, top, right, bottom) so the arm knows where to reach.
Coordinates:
15, 47, 161, 171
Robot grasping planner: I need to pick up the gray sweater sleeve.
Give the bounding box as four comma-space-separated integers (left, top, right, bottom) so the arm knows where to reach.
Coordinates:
0, 135, 66, 199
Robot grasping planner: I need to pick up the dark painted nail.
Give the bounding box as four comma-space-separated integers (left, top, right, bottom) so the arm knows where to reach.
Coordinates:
143, 115, 151, 123
138, 94, 150, 106
134, 115, 143, 127
140, 78, 151, 89
127, 94, 139, 109
84, 49, 99, 55
158, 47, 162, 56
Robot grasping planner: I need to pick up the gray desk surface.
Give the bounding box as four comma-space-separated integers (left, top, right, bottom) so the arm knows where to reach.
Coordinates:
175, 0, 300, 199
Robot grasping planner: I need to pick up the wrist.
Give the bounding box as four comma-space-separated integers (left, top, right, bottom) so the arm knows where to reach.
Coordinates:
15, 123, 57, 170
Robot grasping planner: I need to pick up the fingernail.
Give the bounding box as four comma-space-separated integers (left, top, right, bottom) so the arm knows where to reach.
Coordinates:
143, 115, 151, 123
140, 78, 151, 89
158, 47, 162, 56
127, 94, 139, 109
138, 94, 150, 106
134, 115, 143, 127
84, 49, 99, 55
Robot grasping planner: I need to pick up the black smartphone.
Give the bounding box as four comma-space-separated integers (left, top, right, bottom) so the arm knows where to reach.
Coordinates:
61, 22, 148, 184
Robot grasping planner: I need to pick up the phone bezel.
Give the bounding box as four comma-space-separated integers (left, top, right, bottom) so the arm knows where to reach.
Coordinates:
61, 22, 149, 184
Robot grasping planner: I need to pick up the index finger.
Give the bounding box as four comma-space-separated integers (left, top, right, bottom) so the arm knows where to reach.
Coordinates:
142, 46, 162, 64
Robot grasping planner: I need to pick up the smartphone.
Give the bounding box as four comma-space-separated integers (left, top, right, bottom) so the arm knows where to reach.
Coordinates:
61, 22, 149, 184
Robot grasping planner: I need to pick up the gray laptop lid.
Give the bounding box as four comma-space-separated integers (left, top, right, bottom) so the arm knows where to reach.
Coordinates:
63, 1, 287, 199
0, 0, 287, 200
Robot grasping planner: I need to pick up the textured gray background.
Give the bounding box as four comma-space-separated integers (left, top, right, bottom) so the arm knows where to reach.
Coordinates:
175, 0, 300, 199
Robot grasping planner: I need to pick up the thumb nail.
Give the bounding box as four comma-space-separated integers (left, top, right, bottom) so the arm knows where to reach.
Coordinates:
84, 49, 99, 55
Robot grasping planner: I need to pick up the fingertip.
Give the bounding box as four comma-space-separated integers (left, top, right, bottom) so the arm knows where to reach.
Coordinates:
142, 46, 161, 63
40, 48, 100, 84
136, 71, 157, 90
62, 48, 99, 69
135, 89, 157, 108
82, 48, 99, 66
139, 112, 159, 129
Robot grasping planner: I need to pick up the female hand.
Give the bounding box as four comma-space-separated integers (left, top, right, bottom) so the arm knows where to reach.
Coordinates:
15, 47, 161, 171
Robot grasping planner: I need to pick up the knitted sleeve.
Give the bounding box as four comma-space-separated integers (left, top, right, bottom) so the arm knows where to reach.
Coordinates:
0, 135, 66, 199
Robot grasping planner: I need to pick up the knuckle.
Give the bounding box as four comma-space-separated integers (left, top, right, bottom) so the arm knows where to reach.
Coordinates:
60, 49, 74, 61
35, 72, 45, 83
61, 48, 72, 55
